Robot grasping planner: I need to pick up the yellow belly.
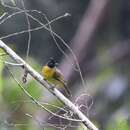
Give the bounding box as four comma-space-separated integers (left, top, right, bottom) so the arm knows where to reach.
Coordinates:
42, 66, 54, 78
42, 66, 63, 86
47, 78, 62, 85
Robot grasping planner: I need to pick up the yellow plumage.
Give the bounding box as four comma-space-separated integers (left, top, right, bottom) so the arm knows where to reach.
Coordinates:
42, 59, 71, 96
42, 66, 62, 85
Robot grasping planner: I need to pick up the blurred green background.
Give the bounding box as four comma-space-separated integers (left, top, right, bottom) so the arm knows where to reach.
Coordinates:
0, 0, 130, 130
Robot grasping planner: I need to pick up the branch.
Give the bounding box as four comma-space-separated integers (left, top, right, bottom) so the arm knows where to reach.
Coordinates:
0, 40, 98, 130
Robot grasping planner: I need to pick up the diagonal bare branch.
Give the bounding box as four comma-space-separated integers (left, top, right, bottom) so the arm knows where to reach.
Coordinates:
0, 40, 98, 130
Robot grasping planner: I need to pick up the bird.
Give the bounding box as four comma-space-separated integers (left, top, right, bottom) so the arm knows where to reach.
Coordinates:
42, 58, 71, 96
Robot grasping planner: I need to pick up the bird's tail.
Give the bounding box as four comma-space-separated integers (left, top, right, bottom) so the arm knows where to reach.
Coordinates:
63, 83, 72, 97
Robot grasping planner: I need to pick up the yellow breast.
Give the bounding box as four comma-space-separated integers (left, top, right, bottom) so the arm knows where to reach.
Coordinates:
42, 65, 63, 86
42, 65, 55, 79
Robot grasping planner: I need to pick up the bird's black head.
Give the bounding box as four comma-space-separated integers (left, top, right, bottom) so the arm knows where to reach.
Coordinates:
47, 58, 56, 68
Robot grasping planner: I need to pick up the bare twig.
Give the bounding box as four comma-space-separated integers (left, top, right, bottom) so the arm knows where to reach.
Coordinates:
0, 12, 8, 20
0, 53, 7, 56
0, 12, 69, 40
0, 60, 23, 66
21, 0, 31, 59
10, 100, 68, 116
25, 113, 81, 129
0, 40, 98, 130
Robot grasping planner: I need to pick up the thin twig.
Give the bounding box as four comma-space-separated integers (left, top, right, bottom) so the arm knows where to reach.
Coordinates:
11, 100, 68, 114
0, 59, 23, 66
21, 0, 31, 59
0, 12, 8, 20
0, 13, 69, 40
25, 113, 81, 129
0, 53, 7, 56
0, 10, 39, 25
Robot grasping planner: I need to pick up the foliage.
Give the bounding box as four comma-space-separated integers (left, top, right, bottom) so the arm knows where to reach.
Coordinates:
107, 119, 130, 130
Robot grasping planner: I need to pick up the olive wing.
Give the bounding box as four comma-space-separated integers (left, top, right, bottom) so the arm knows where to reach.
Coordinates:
53, 68, 65, 83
